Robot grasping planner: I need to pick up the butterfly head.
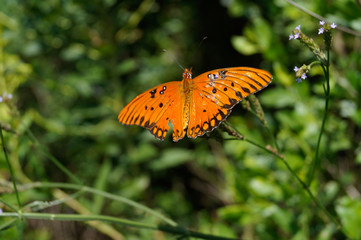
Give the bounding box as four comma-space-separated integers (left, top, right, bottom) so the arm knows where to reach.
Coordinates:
183, 68, 193, 80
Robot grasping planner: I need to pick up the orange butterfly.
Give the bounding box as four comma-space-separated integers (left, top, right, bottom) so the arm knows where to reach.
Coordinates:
118, 67, 272, 142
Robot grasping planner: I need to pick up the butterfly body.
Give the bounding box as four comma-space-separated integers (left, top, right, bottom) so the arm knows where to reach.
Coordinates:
118, 67, 272, 141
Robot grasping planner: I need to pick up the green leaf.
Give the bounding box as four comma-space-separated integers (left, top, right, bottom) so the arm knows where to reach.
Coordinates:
260, 88, 297, 108
249, 177, 283, 201
336, 197, 361, 239
148, 148, 193, 170
128, 143, 157, 163
61, 43, 86, 61
231, 36, 259, 55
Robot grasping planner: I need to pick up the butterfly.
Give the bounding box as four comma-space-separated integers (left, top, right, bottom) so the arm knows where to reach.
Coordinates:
118, 67, 272, 142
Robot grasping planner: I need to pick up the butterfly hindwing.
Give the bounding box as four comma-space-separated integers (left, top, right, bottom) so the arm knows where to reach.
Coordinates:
118, 81, 181, 140
187, 88, 231, 138
147, 82, 186, 141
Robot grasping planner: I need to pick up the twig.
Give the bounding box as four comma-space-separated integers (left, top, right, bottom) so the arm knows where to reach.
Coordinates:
285, 0, 361, 37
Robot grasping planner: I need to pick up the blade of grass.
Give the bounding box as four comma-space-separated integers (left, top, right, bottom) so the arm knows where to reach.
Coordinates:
19, 182, 178, 227
0, 212, 238, 240
0, 127, 21, 209
0, 217, 18, 231
25, 128, 83, 185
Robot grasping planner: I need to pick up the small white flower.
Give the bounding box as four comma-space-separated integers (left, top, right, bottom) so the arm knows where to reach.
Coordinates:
2, 92, 7, 97
7, 94, 13, 99
318, 28, 324, 34
294, 66, 299, 72
301, 73, 307, 80
294, 32, 300, 39
289, 34, 294, 40
0, 97, 3, 102
331, 23, 337, 29
319, 20, 325, 25
295, 25, 301, 30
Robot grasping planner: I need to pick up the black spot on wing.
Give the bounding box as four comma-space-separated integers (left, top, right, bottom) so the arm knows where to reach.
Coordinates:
150, 89, 156, 98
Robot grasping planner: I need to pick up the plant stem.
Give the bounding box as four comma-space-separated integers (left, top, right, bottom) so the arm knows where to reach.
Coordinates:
158, 225, 238, 240
221, 122, 341, 229
24, 128, 83, 185
1, 212, 159, 230
221, 122, 284, 159
285, 0, 361, 37
0, 127, 21, 209
307, 48, 330, 186
0, 211, 237, 240
19, 182, 178, 227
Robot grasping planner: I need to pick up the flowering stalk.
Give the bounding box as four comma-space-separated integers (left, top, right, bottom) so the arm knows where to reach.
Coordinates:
290, 25, 327, 65
0, 92, 13, 103
289, 21, 336, 185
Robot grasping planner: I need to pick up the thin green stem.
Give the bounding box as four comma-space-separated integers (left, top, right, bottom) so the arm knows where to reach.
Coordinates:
23, 189, 85, 212
246, 104, 280, 151
0, 212, 237, 240
221, 122, 284, 159
309, 60, 322, 68
25, 128, 83, 185
0, 217, 18, 231
276, 150, 341, 229
0, 127, 21, 209
19, 182, 178, 227
0, 197, 19, 212
1, 212, 158, 230
158, 225, 238, 240
307, 49, 330, 186
265, 126, 280, 151
285, 0, 361, 37
221, 122, 342, 229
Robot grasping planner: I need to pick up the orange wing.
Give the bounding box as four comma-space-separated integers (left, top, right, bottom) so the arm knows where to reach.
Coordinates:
187, 67, 272, 138
118, 81, 186, 141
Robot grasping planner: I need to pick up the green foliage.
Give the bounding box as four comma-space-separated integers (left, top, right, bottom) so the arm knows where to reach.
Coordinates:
1, 0, 361, 239
336, 197, 361, 239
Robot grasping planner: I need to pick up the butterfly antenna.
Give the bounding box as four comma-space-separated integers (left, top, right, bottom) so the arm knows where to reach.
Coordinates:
198, 36, 208, 48
162, 49, 184, 71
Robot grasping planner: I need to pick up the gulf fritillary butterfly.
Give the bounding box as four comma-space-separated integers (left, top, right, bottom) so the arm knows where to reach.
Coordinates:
118, 67, 272, 142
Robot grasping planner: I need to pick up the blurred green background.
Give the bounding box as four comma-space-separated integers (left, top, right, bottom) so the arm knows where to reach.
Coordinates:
1, 0, 361, 239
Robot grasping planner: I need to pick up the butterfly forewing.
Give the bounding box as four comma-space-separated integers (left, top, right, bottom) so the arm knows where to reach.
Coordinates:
186, 67, 272, 139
